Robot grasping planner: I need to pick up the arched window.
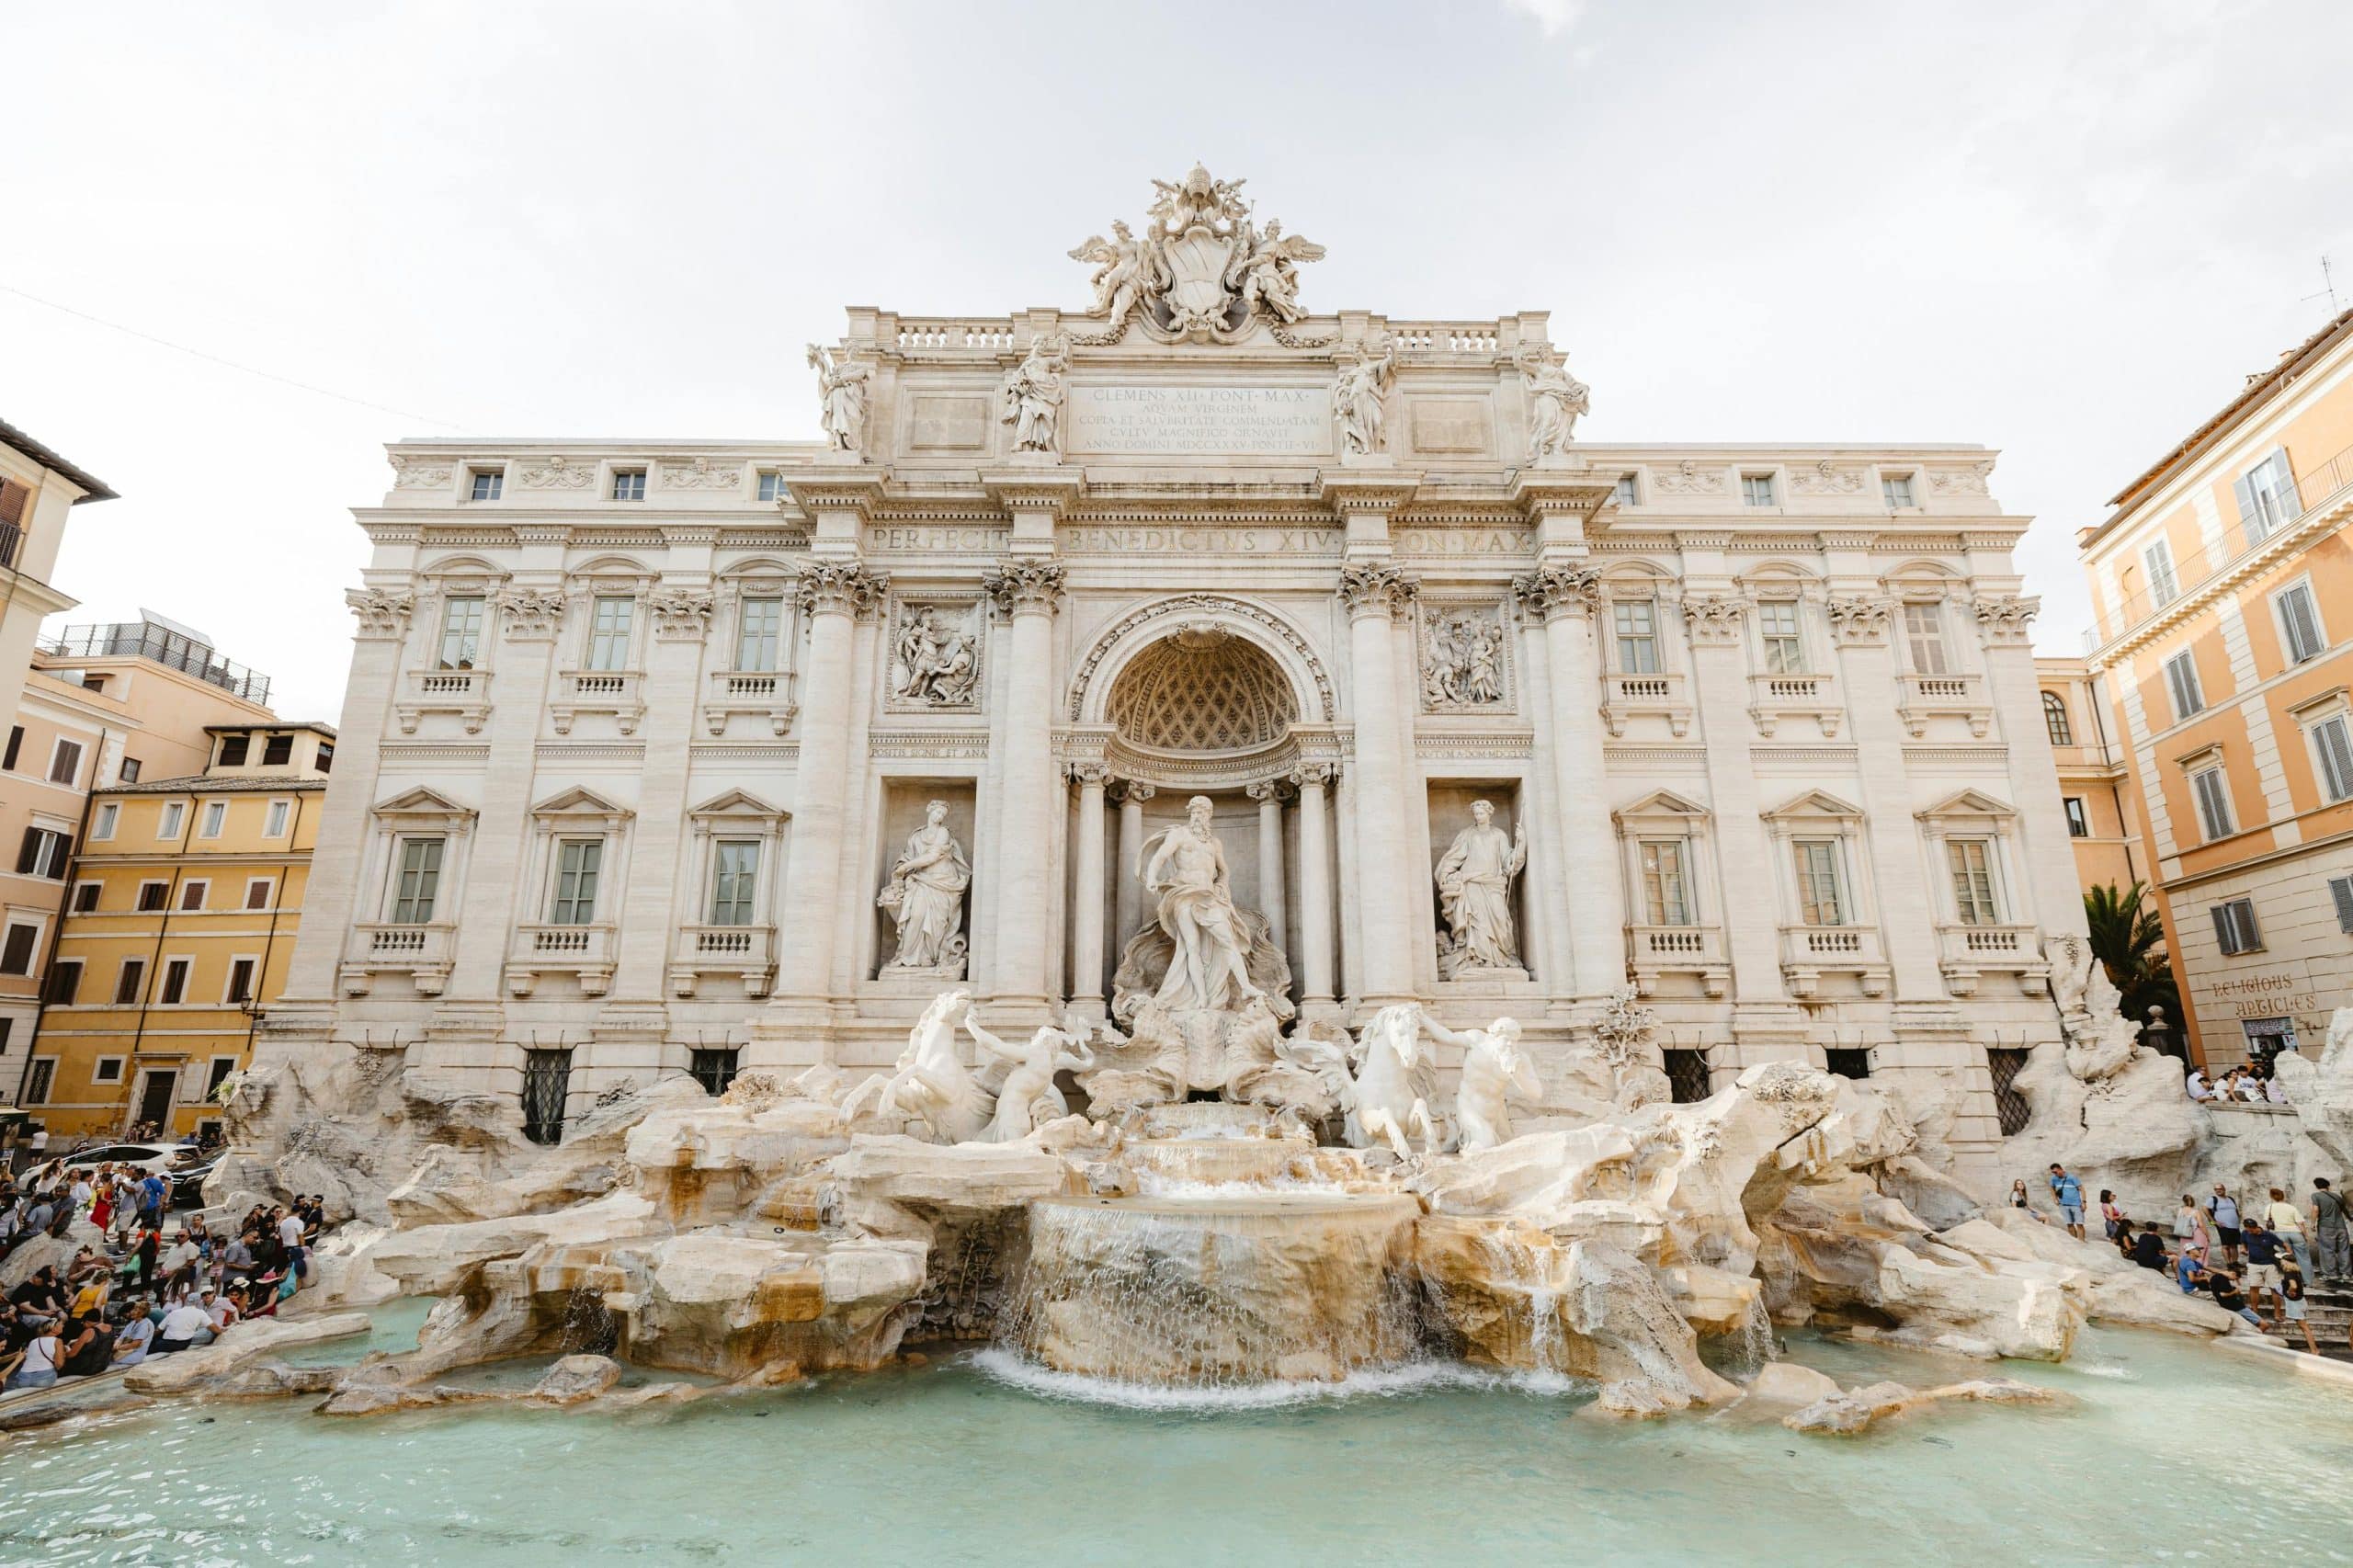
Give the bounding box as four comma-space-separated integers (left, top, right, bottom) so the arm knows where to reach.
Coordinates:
2042, 690, 2074, 746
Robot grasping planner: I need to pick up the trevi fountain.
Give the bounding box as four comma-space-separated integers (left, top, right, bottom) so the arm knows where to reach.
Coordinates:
5, 169, 2351, 1564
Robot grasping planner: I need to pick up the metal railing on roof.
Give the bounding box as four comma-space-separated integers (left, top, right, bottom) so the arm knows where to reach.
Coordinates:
41, 622, 272, 705
2093, 440, 2353, 648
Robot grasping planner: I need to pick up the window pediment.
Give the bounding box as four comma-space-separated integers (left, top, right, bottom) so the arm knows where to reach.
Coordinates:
1915, 788, 2016, 825
1760, 789, 1863, 824
688, 788, 788, 827
529, 785, 633, 832
372, 786, 478, 833
1615, 789, 1710, 828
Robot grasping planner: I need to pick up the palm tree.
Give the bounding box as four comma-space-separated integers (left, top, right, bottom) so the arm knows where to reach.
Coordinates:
2082, 881, 2180, 1033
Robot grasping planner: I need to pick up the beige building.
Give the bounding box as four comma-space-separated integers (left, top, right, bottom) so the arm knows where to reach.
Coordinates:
0, 418, 112, 726
2081, 307, 2353, 1069
2034, 657, 2143, 895
0, 619, 276, 1103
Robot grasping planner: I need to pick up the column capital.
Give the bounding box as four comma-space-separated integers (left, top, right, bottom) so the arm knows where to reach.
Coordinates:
1510, 565, 1600, 621
1288, 761, 1336, 789
983, 556, 1067, 619
1112, 778, 1155, 805
494, 585, 568, 641
1245, 778, 1290, 803
1337, 562, 1419, 621
1678, 594, 1748, 647
1066, 761, 1111, 788
648, 586, 716, 641
1824, 595, 1895, 647
795, 560, 889, 619
346, 587, 415, 641
1972, 594, 2040, 646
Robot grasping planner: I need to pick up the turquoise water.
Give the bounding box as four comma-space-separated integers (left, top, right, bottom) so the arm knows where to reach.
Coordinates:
1, 1325, 2348, 1565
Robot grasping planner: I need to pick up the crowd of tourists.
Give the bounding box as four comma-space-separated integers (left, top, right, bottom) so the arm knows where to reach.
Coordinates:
0, 1162, 326, 1394
2019, 1161, 2349, 1357
2187, 1062, 2292, 1104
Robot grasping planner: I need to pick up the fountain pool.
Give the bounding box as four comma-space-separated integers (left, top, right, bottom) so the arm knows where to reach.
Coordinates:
2, 1327, 2347, 1565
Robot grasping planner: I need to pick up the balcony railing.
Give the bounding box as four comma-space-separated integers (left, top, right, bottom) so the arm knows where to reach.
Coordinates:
1779, 924, 1889, 996
2094, 439, 2353, 646
1626, 924, 1727, 996
702, 667, 799, 736
669, 924, 776, 998
1894, 671, 1992, 737
43, 621, 271, 705
1937, 922, 2042, 995
507, 923, 618, 997
1600, 670, 1691, 737
397, 668, 494, 734
340, 923, 456, 997
1747, 671, 1843, 738
551, 670, 645, 735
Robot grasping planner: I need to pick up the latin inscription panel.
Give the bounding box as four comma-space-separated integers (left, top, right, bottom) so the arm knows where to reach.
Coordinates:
1066, 385, 1333, 456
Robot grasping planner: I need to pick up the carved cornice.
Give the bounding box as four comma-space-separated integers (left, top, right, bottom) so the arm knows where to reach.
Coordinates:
346, 587, 415, 640
659, 458, 742, 490
1824, 595, 1894, 647
1510, 565, 1600, 621
1318, 473, 1419, 516
795, 560, 890, 618
1927, 461, 1995, 496
783, 472, 888, 525
1336, 562, 1420, 620
982, 469, 1087, 518
649, 586, 717, 640
1972, 594, 2039, 645
983, 556, 1068, 618
1679, 594, 1747, 646
1788, 460, 1865, 496
388, 455, 452, 490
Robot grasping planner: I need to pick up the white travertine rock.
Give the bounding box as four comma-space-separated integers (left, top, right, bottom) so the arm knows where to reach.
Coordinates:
122, 1312, 373, 1396
1743, 1360, 1842, 1406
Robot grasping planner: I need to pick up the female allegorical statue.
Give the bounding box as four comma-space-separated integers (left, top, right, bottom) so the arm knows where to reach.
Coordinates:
879, 800, 972, 974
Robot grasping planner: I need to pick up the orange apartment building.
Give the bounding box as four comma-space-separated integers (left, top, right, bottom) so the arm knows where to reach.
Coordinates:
0, 619, 277, 1102
2034, 657, 2143, 895
2082, 307, 2353, 1069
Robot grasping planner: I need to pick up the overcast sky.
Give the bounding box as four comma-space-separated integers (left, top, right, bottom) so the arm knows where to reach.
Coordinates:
10, 1, 2351, 722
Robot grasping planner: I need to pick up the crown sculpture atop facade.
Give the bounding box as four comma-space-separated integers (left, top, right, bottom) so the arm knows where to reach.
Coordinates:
1067, 165, 1326, 345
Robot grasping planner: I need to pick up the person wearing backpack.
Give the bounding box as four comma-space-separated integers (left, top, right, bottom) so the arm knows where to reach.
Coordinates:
2313, 1178, 2351, 1282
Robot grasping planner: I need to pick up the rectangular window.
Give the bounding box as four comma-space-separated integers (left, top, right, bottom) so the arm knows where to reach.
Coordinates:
690, 1047, 743, 1096
48, 739, 83, 786
225, 957, 257, 1005
2063, 797, 2090, 838
158, 801, 186, 839
71, 881, 100, 913
1612, 600, 1659, 674
2278, 583, 2325, 664
199, 801, 227, 838
1639, 838, 1692, 926
117, 758, 141, 783
316, 742, 334, 774
438, 595, 487, 669
2313, 714, 2353, 803
1757, 601, 1805, 673
41, 960, 80, 1006
158, 957, 190, 1005
91, 802, 118, 841
2191, 764, 2235, 841
217, 734, 249, 767
1824, 1047, 1872, 1080
1946, 838, 1999, 926
2234, 449, 2300, 540
114, 958, 145, 1005
17, 827, 72, 879
587, 597, 633, 671
137, 881, 168, 913
3, 726, 20, 770
708, 839, 759, 926
757, 472, 786, 504
93, 1057, 124, 1085
264, 800, 291, 837
1902, 603, 1949, 675
2164, 651, 2205, 721
736, 597, 785, 672
1611, 472, 1638, 506
1881, 473, 1915, 508
2211, 897, 2262, 956
3, 923, 43, 976
178, 880, 208, 912
1792, 839, 1847, 926
469, 468, 504, 502
1741, 473, 1776, 507
2143, 539, 2179, 607
244, 878, 273, 910
391, 836, 446, 924
549, 838, 603, 926
25, 1060, 52, 1107
262, 733, 293, 767
610, 468, 646, 502
206, 1057, 238, 1096
2329, 874, 2353, 935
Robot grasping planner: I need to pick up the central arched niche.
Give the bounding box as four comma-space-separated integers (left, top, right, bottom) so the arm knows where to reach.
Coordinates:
1105, 625, 1299, 758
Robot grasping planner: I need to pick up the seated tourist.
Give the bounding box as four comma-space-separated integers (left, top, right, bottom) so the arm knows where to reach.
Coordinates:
110, 1301, 154, 1367
2202, 1266, 2264, 1326
152, 1297, 214, 1355
58, 1313, 114, 1379
5, 1322, 63, 1390
2186, 1066, 2214, 1100
2127, 1226, 2170, 1272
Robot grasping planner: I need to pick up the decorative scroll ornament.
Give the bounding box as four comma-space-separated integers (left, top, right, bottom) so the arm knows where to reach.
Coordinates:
1336, 562, 1419, 620
1288, 761, 1336, 790
660, 458, 742, 490
889, 602, 984, 707
1789, 460, 1864, 495
1927, 461, 1995, 495
1651, 460, 1725, 495
1679, 595, 1747, 646
495, 585, 569, 640
1824, 595, 1895, 646
648, 586, 716, 639
387, 456, 451, 490
1511, 565, 1601, 620
1517, 347, 1590, 464
983, 557, 1068, 617
1420, 607, 1508, 710
998, 335, 1069, 456
795, 560, 888, 618
1067, 165, 1325, 345
346, 587, 415, 639
806, 344, 872, 457
518, 456, 594, 489
1972, 594, 2040, 645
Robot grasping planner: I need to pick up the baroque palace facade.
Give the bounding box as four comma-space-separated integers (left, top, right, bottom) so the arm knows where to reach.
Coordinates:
256, 169, 2082, 1183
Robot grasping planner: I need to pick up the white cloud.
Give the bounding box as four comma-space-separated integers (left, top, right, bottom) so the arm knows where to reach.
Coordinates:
1502, 0, 1584, 34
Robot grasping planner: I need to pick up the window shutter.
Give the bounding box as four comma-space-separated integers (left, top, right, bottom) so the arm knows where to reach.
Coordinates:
2266, 449, 2301, 517
0, 479, 25, 529
2284, 586, 2324, 660
14, 829, 36, 876
2212, 903, 2239, 953
2233, 472, 2260, 535
2318, 717, 2353, 801
2331, 876, 2353, 935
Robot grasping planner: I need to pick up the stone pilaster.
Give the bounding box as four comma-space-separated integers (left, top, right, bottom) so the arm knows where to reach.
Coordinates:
1113, 780, 1154, 960
1825, 594, 1946, 1003
1338, 561, 1420, 1006
1976, 595, 2086, 939
1512, 564, 1626, 1001
1248, 778, 1288, 965
608, 575, 714, 1007
1069, 762, 1109, 1012
983, 555, 1067, 1014
1290, 763, 1337, 1008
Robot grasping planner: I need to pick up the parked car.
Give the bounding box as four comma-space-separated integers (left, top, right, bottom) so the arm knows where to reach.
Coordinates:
60, 1143, 183, 1178
168, 1156, 222, 1208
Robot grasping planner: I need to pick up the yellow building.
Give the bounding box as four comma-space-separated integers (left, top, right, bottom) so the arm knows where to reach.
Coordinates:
2034, 657, 2144, 894
20, 721, 331, 1137
2082, 306, 2353, 1069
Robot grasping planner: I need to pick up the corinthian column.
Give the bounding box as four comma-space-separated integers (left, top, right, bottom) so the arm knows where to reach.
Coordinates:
1339, 562, 1420, 1005
1247, 778, 1287, 959
769, 560, 886, 1017
1114, 780, 1154, 957
1290, 763, 1336, 1006
1513, 564, 1624, 999
1069, 762, 1109, 1013
984, 556, 1066, 1012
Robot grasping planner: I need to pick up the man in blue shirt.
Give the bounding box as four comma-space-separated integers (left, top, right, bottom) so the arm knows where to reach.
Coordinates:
137, 1173, 166, 1228
2048, 1163, 2086, 1240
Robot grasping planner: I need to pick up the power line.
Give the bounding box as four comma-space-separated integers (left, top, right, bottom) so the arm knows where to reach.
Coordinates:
0, 281, 465, 430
